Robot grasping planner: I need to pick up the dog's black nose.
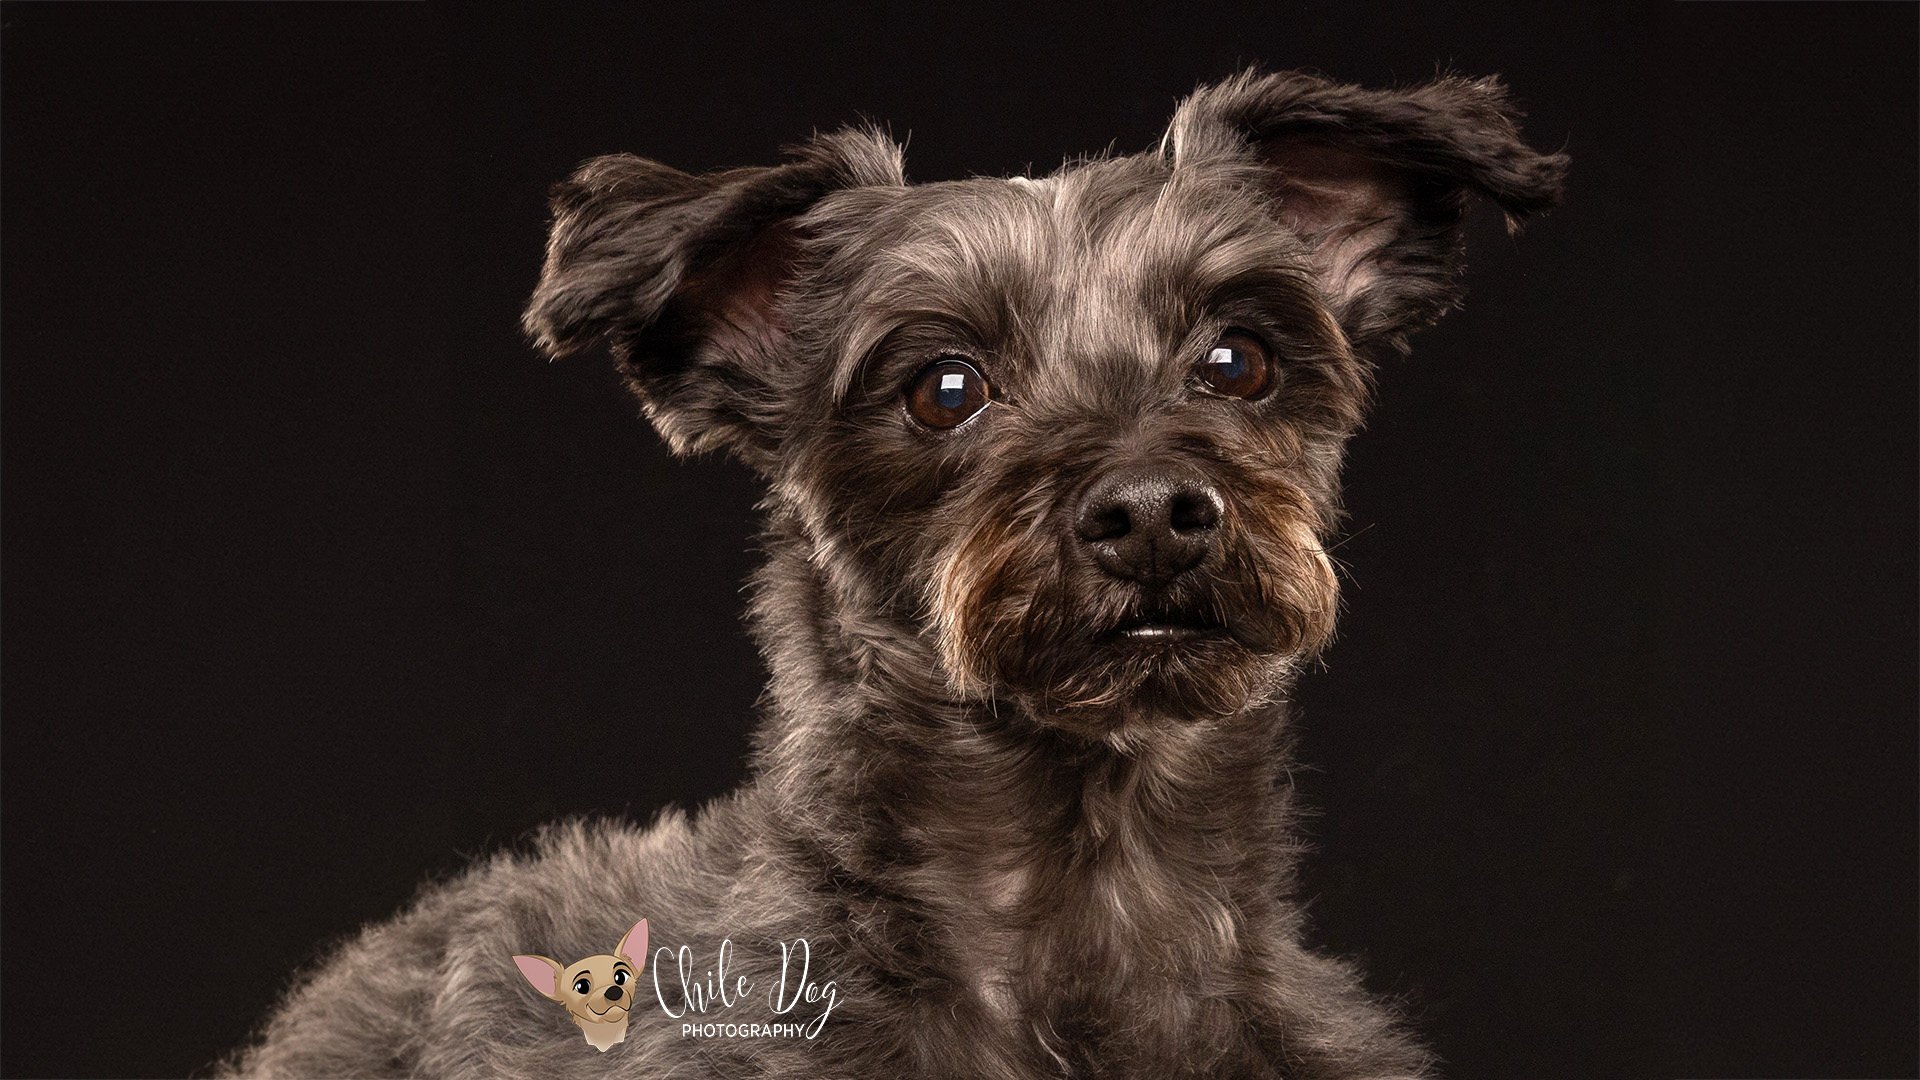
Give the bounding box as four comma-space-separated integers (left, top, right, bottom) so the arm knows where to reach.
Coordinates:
1075, 465, 1223, 586
605, 985, 623, 1001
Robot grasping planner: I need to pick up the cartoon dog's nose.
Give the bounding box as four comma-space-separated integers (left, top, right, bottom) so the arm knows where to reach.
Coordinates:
604, 985, 623, 1001
1075, 465, 1223, 586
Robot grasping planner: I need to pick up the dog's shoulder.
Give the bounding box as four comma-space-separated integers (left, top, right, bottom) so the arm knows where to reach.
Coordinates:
222, 805, 755, 1077
441, 804, 757, 966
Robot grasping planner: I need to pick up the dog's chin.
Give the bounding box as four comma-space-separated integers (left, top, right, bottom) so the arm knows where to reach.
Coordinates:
1009, 618, 1287, 736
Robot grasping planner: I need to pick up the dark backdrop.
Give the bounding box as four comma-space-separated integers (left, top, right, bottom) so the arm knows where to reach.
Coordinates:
4, 4, 1914, 1078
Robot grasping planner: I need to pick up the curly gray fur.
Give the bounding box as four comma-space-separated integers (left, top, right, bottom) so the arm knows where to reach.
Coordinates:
222, 70, 1564, 1079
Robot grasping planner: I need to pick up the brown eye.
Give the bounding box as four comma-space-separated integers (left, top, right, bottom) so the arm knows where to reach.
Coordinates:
1194, 331, 1274, 399
906, 358, 990, 429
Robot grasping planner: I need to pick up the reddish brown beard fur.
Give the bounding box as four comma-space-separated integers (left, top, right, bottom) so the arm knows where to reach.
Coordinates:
931, 461, 1340, 735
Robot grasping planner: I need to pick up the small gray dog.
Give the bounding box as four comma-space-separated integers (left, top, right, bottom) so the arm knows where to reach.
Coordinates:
226, 70, 1564, 1078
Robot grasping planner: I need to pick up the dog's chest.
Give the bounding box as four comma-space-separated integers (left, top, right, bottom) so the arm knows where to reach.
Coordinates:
949, 863, 1267, 1075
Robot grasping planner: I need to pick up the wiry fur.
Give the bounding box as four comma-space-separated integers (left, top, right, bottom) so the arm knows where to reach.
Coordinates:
223, 70, 1565, 1079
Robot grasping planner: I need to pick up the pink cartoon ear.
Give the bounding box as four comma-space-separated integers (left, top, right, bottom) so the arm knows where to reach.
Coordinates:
513, 954, 564, 1000
616, 919, 648, 969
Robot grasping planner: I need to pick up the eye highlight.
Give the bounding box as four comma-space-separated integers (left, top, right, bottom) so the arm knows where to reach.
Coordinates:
1193, 330, 1274, 400
905, 358, 991, 429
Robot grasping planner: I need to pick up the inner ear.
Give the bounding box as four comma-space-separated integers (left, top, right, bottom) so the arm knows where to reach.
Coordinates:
616, 220, 808, 470
513, 955, 564, 1001
674, 222, 806, 370
1261, 143, 1422, 314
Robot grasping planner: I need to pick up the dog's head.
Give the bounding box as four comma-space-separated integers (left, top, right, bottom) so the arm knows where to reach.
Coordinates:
524, 72, 1565, 734
513, 918, 647, 1044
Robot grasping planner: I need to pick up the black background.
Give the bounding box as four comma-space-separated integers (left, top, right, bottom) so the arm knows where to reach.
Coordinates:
3, 4, 1914, 1078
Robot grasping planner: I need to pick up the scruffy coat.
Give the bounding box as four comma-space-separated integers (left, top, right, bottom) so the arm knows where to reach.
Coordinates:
223, 71, 1565, 1079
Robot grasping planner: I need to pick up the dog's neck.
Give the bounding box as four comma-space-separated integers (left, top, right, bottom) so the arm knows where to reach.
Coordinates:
571, 1014, 628, 1053
747, 520, 1306, 978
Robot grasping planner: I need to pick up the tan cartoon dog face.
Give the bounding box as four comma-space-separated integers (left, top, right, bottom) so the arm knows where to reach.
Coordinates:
514, 919, 647, 1052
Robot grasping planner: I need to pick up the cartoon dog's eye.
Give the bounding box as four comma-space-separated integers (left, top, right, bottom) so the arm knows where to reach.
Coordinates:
906, 358, 990, 429
614, 969, 629, 985
1193, 330, 1274, 400
573, 977, 591, 995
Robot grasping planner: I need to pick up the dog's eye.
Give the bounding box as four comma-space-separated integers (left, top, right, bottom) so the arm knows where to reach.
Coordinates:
573, 977, 591, 995
906, 358, 990, 429
1193, 331, 1274, 400
614, 970, 628, 985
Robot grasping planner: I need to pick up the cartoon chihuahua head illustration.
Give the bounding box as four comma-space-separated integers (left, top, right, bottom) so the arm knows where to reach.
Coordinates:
513, 919, 648, 1052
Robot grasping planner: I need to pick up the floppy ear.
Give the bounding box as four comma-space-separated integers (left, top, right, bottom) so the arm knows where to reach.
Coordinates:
523, 127, 906, 469
513, 954, 564, 1001
1163, 70, 1568, 354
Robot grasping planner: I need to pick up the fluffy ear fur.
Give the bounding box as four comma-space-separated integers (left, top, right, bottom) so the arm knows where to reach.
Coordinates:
1162, 70, 1568, 353
522, 128, 906, 468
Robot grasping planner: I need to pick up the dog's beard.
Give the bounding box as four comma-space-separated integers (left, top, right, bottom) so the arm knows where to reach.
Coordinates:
931, 477, 1338, 734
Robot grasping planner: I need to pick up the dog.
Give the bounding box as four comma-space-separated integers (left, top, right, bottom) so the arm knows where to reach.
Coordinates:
513, 920, 649, 1051
223, 70, 1565, 1078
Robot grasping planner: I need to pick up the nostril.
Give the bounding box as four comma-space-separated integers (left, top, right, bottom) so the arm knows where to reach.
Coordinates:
1170, 486, 1222, 532
1079, 504, 1132, 543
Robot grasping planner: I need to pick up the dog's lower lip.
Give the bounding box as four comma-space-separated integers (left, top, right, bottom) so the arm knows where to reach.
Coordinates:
1114, 622, 1219, 643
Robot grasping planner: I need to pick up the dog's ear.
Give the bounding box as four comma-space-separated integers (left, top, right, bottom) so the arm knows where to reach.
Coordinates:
1162, 70, 1568, 354
523, 128, 906, 469
615, 918, 647, 969
513, 954, 565, 1001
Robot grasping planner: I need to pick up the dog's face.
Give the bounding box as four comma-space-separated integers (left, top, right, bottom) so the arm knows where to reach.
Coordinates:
524, 72, 1564, 734
553, 953, 636, 1023
513, 919, 646, 1044
781, 159, 1359, 733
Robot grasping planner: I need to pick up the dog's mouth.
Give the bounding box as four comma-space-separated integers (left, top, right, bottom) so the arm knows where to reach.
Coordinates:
1104, 611, 1228, 646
